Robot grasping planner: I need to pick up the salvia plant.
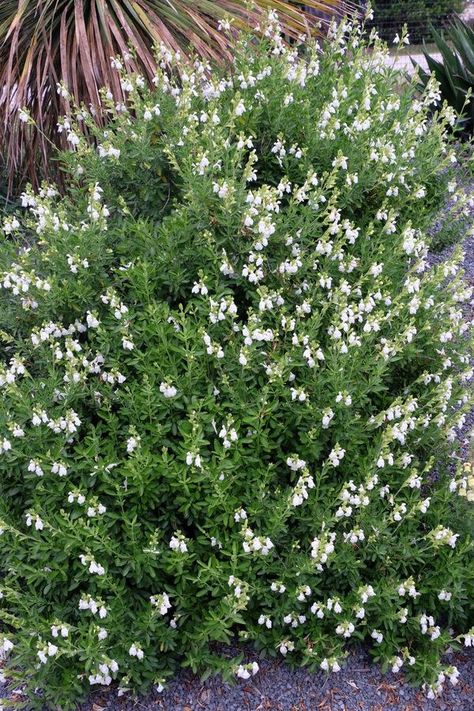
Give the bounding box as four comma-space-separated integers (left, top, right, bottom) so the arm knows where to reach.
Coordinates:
1, 11, 473, 709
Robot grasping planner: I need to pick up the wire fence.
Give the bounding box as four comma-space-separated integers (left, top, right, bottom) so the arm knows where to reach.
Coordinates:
360, 1, 466, 44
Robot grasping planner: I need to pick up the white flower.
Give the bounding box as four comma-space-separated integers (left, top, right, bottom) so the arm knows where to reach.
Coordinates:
86, 312, 100, 329
234, 507, 247, 522
89, 560, 105, 575
332, 154, 348, 170
19, 108, 30, 123
270, 581, 286, 594
0, 638, 14, 657
336, 621, 355, 638
126, 436, 140, 454
169, 534, 188, 553
51, 462, 67, 477
196, 154, 209, 174
213, 181, 230, 199
391, 656, 403, 673
398, 608, 408, 624
359, 585, 375, 603
160, 381, 177, 398
447, 666, 459, 686
286, 456, 306, 471
236, 661, 258, 679
219, 423, 238, 449
186, 451, 202, 468
28, 459, 43, 476
26, 513, 44, 531
328, 446, 345, 467
0, 438, 11, 453
37, 649, 48, 664
239, 350, 248, 366
290, 387, 307, 402
235, 100, 246, 116
279, 640, 295, 656
311, 602, 325, 618
371, 629, 383, 644
258, 614, 272, 629
236, 665, 251, 679
191, 280, 208, 295
438, 590, 452, 602
150, 592, 172, 616
51, 624, 68, 638
322, 409, 334, 428
128, 643, 144, 660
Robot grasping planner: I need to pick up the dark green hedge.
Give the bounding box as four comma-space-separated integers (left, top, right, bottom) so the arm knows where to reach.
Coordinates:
364, 1, 464, 43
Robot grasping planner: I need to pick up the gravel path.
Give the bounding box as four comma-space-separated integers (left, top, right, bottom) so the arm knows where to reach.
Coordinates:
1, 187, 473, 711
427, 185, 474, 463
78, 646, 474, 711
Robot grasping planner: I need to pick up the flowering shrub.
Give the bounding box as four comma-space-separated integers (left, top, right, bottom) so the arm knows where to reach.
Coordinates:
1, 13, 474, 708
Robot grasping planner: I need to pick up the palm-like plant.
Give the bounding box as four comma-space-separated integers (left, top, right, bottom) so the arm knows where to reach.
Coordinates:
0, 0, 355, 186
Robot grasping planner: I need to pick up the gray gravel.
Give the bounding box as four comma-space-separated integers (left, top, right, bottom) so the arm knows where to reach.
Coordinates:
4, 646, 474, 711
1, 183, 473, 711
76, 646, 474, 711
427, 183, 474, 463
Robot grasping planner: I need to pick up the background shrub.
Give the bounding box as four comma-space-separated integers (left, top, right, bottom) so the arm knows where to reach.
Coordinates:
365, 0, 464, 43
0, 15, 473, 708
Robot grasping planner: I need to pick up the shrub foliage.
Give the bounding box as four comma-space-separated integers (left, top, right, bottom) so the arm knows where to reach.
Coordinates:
0, 14, 473, 708
366, 0, 463, 43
